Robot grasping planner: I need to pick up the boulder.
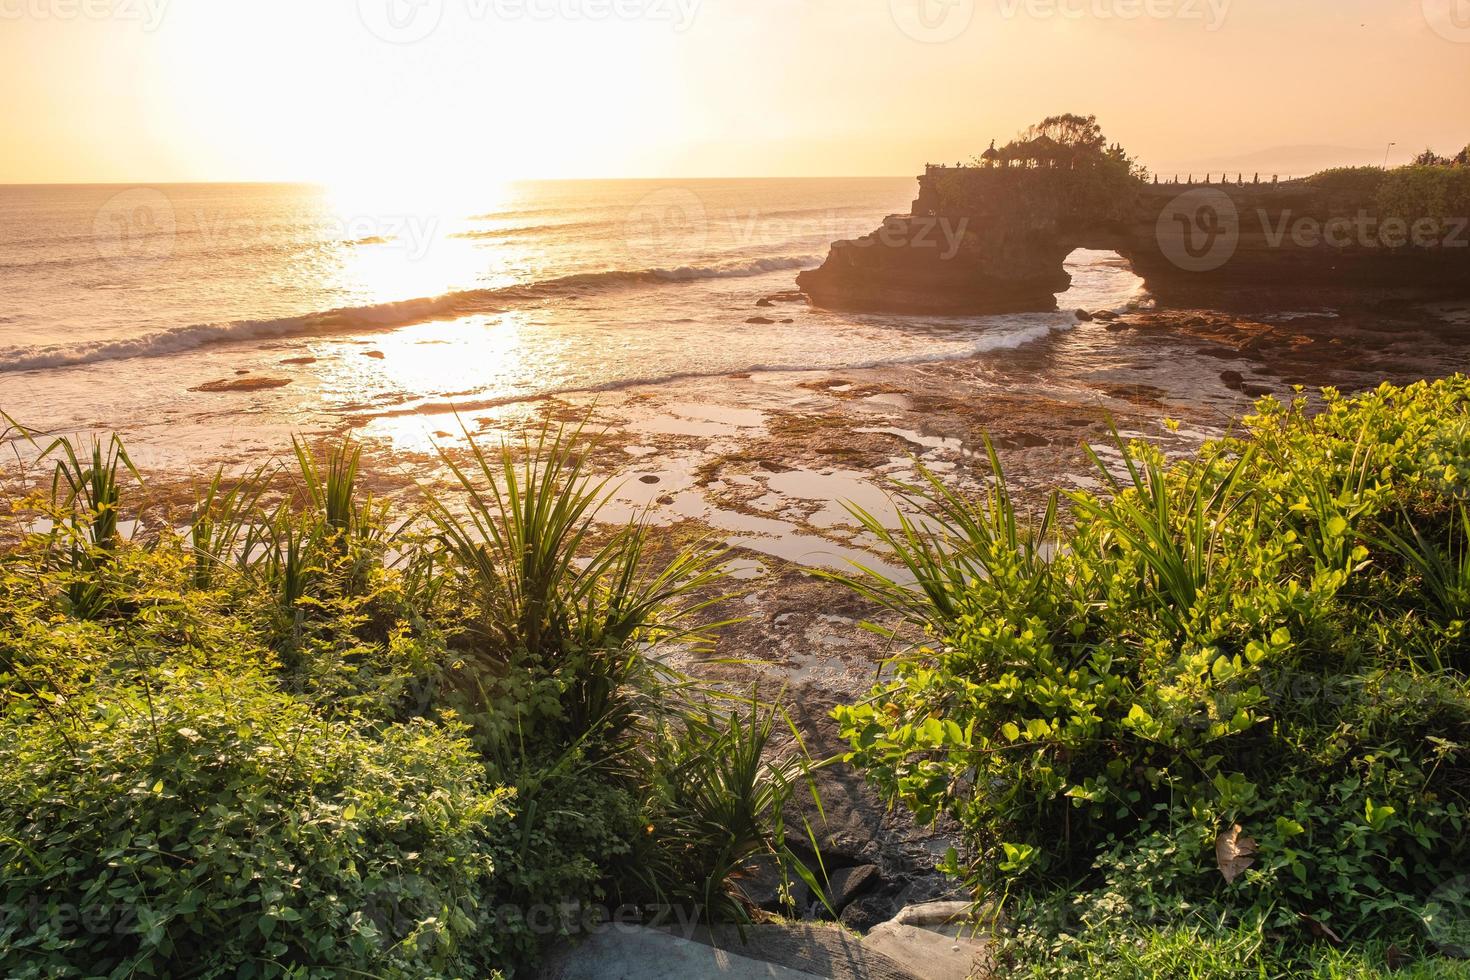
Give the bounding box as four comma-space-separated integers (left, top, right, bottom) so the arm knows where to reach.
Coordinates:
828, 864, 881, 910
839, 894, 895, 933
1219, 370, 1245, 390
1074, 308, 1094, 321
747, 316, 777, 325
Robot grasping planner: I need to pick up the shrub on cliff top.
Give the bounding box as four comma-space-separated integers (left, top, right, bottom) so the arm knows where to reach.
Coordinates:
832, 378, 1470, 966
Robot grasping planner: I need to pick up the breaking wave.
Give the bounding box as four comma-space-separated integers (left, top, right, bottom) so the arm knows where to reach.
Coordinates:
0, 255, 825, 373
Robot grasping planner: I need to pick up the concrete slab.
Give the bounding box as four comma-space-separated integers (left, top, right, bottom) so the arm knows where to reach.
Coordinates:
539, 925, 826, 980
861, 921, 993, 980
682, 923, 922, 980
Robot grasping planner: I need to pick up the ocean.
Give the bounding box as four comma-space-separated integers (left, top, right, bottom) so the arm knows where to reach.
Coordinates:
0, 179, 1146, 465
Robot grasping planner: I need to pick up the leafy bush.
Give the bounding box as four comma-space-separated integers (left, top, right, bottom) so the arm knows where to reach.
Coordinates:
1306, 163, 1470, 226
0, 421, 818, 976
0, 668, 510, 978
832, 378, 1470, 965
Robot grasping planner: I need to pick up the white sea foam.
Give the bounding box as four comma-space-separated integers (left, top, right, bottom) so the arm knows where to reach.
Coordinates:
0, 254, 826, 373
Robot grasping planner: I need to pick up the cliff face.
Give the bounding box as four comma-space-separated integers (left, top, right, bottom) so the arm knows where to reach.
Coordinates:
797, 168, 1470, 313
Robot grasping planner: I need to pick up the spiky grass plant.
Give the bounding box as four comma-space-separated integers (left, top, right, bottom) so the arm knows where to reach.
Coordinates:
424, 419, 731, 747
823, 435, 1057, 635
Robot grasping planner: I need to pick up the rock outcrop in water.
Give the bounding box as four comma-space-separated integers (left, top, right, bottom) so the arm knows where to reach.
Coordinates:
798, 165, 1470, 313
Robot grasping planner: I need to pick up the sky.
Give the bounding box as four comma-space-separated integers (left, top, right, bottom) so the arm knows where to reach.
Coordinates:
0, 0, 1466, 184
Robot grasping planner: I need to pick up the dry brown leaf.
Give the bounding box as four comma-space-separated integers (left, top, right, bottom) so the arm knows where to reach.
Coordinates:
1299, 913, 1344, 946
1385, 943, 1409, 971
1215, 824, 1258, 884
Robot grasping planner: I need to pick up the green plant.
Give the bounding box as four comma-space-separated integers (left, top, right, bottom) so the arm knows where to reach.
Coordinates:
832, 379, 1470, 970
0, 669, 511, 978
425, 420, 729, 751
0, 420, 820, 976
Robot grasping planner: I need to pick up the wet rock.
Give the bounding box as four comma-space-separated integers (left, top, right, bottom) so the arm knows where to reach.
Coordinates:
1074, 308, 1093, 321
364, 350, 386, 359
756, 298, 775, 307
1241, 383, 1273, 397
189, 377, 292, 393
780, 318, 795, 324
639, 475, 660, 484
1219, 370, 1245, 390
993, 433, 1049, 449
747, 316, 777, 325
656, 494, 675, 505
280, 356, 317, 365
1091, 309, 1118, 321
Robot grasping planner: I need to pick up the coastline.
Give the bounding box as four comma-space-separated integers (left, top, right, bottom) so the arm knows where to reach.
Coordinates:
9, 295, 1467, 924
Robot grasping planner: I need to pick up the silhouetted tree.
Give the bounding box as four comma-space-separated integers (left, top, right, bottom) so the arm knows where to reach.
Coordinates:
1413, 147, 1452, 167
1020, 113, 1107, 152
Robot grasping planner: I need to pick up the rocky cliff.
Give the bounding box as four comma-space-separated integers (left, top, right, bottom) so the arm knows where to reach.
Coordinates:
797, 166, 1470, 312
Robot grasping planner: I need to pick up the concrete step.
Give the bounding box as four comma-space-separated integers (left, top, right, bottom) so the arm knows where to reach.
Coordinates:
679, 923, 923, 980
860, 902, 996, 980
539, 925, 825, 980
539, 903, 996, 980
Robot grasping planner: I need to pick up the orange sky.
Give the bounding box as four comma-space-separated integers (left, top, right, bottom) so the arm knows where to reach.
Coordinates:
1, 0, 1466, 183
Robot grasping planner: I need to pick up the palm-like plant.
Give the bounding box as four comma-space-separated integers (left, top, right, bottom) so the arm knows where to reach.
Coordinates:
823, 436, 1056, 635
424, 419, 730, 744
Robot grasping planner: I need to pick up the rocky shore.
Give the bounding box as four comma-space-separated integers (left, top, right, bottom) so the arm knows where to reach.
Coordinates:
6, 290, 1467, 948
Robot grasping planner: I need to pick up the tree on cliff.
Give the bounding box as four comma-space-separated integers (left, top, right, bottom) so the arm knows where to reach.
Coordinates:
1019, 113, 1107, 153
